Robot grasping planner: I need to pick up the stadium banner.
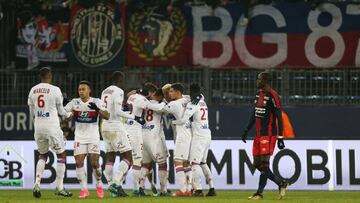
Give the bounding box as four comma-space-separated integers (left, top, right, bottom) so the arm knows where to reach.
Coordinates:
126, 2, 360, 68
68, 2, 126, 68
0, 140, 359, 190
15, 8, 69, 70
126, 6, 189, 66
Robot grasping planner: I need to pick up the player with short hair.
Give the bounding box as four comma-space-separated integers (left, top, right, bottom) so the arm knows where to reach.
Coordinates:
100, 71, 135, 197
125, 84, 166, 196
172, 84, 216, 197
241, 72, 288, 200
28, 67, 73, 198
140, 88, 171, 196
65, 81, 109, 199
165, 83, 193, 196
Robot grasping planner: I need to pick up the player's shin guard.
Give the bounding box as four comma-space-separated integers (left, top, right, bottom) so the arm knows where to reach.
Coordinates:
104, 162, 114, 185
76, 166, 88, 190
114, 158, 131, 186
158, 164, 168, 193
175, 164, 186, 192
56, 158, 66, 190
132, 163, 142, 190
200, 163, 214, 189
35, 156, 46, 186
93, 166, 102, 185
184, 165, 192, 192
192, 163, 202, 190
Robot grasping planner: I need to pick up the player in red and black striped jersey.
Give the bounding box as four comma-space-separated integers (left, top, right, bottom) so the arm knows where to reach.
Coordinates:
241, 72, 288, 200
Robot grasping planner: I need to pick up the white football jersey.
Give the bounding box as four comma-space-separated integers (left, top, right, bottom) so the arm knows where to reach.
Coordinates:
142, 100, 163, 133
27, 83, 69, 129
165, 97, 192, 136
101, 85, 134, 131
185, 100, 211, 137
65, 97, 106, 143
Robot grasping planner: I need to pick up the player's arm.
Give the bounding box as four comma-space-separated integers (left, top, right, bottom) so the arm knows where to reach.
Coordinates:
56, 89, 72, 118
241, 109, 255, 143
272, 93, 285, 149
172, 103, 196, 125
114, 93, 135, 119
27, 93, 35, 121
64, 99, 74, 121
146, 101, 166, 112
89, 99, 110, 120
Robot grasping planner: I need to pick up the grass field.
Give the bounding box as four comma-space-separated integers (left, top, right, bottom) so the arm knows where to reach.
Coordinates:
1, 190, 360, 203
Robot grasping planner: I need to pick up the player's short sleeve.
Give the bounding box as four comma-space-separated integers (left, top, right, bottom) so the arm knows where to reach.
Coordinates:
64, 99, 74, 112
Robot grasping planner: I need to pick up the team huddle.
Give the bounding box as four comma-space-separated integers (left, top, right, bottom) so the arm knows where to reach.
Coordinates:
27, 68, 215, 199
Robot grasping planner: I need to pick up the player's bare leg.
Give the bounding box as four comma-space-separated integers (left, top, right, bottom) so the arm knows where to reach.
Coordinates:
89, 153, 104, 199
75, 154, 89, 198
54, 152, 72, 197
109, 150, 132, 197
183, 161, 192, 195
200, 162, 216, 196
33, 153, 47, 198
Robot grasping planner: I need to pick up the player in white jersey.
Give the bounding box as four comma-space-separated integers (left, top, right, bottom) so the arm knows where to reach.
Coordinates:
101, 71, 140, 197
140, 88, 171, 196
27, 67, 72, 198
64, 81, 109, 199
172, 84, 216, 197
125, 85, 166, 196
164, 83, 193, 196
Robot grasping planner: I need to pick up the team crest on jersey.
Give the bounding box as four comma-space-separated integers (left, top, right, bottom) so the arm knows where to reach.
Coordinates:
70, 4, 124, 67
128, 7, 186, 61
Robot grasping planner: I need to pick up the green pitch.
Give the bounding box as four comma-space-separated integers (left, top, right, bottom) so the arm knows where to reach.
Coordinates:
0, 190, 359, 203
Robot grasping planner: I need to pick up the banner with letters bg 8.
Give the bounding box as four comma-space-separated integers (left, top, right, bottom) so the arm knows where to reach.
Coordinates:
127, 2, 360, 68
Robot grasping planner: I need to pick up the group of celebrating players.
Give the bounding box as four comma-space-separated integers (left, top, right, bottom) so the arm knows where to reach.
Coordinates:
27, 67, 288, 200
28, 67, 215, 199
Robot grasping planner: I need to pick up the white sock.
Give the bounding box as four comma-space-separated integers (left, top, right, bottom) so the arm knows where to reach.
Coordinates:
192, 164, 202, 190
114, 159, 131, 186
76, 167, 87, 190
175, 166, 186, 192
185, 166, 192, 192
104, 162, 114, 185
158, 168, 168, 193
93, 166, 102, 186
35, 158, 46, 186
201, 163, 214, 189
132, 165, 141, 190
140, 167, 149, 189
55, 159, 66, 190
